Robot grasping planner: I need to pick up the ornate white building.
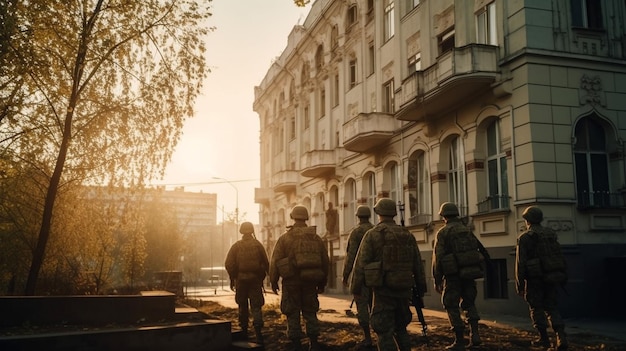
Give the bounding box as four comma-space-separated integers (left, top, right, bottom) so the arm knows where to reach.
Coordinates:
253, 0, 626, 317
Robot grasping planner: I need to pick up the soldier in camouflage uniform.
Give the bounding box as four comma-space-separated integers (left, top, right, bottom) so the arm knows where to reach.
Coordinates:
269, 205, 329, 351
432, 202, 485, 350
351, 198, 427, 351
224, 222, 269, 345
515, 206, 569, 350
342, 205, 374, 349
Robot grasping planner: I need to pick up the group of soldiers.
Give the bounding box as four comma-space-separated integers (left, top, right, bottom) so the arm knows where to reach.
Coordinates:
225, 199, 569, 351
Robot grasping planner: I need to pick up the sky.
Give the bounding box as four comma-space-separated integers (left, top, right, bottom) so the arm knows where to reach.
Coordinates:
158, 1, 312, 225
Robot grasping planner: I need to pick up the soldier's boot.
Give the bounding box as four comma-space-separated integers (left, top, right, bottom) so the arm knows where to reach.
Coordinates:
254, 326, 264, 345
357, 327, 373, 349
468, 320, 482, 348
288, 338, 303, 351
308, 336, 322, 351
445, 329, 465, 350
240, 326, 248, 339
531, 328, 551, 348
555, 327, 569, 350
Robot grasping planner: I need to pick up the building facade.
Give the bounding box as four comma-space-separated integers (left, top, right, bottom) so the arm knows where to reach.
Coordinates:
253, 0, 626, 317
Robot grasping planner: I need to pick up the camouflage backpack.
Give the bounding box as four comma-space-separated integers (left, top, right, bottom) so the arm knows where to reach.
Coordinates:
527, 227, 567, 284
290, 226, 326, 282
443, 225, 484, 280
236, 239, 266, 282
381, 225, 415, 289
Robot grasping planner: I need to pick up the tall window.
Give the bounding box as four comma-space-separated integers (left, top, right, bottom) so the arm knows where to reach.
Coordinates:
365, 172, 377, 210
304, 105, 310, 130
347, 4, 358, 32
349, 59, 357, 88
574, 116, 611, 207
331, 26, 339, 52
476, 2, 497, 45
319, 88, 326, 118
408, 52, 421, 74
333, 74, 340, 106
385, 162, 401, 204
448, 136, 466, 217
408, 151, 430, 225
345, 179, 357, 229
366, 0, 374, 22
368, 42, 375, 76
382, 80, 395, 113
571, 0, 603, 29
315, 45, 324, 72
485, 120, 508, 210
384, 0, 395, 41
439, 28, 455, 54
289, 115, 296, 140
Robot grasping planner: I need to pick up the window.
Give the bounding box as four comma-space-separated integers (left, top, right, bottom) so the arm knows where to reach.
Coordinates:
408, 151, 430, 225
384, 0, 395, 41
349, 59, 357, 88
331, 26, 339, 52
382, 80, 395, 113
289, 115, 296, 140
319, 88, 326, 118
385, 162, 401, 223
484, 259, 508, 299
439, 28, 455, 54
408, 52, 421, 74
404, 0, 420, 16
333, 74, 340, 106
347, 4, 358, 32
304, 105, 310, 130
571, 0, 603, 29
483, 120, 508, 211
365, 172, 377, 210
367, 0, 374, 22
344, 179, 357, 229
315, 45, 324, 72
574, 115, 615, 208
476, 2, 497, 45
368, 42, 375, 76
448, 136, 466, 217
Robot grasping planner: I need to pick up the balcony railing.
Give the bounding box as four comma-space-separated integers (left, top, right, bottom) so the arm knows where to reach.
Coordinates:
342, 112, 396, 152
476, 195, 511, 214
396, 44, 499, 121
577, 191, 626, 209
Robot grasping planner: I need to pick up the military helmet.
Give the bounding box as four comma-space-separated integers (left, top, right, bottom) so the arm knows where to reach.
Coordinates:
239, 221, 254, 234
438, 202, 460, 217
522, 206, 543, 224
290, 205, 309, 220
373, 198, 397, 216
355, 205, 371, 218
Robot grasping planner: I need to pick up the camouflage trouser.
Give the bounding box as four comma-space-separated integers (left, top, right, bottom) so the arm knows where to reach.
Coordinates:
235, 279, 265, 329
354, 283, 372, 328
524, 279, 564, 330
442, 277, 480, 331
280, 282, 320, 339
370, 292, 413, 351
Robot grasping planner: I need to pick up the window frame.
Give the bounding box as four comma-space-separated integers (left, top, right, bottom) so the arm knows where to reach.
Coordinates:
476, 2, 497, 45
382, 79, 395, 113
383, 0, 395, 42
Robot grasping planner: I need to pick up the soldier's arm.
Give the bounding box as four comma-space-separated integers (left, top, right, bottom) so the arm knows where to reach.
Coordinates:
515, 235, 528, 294
432, 232, 445, 286
224, 244, 238, 279
342, 230, 359, 281
351, 231, 373, 295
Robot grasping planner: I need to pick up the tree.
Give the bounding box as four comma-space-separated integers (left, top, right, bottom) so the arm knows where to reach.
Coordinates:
0, 0, 212, 295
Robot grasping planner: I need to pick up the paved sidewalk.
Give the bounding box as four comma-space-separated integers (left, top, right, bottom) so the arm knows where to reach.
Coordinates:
186, 288, 626, 343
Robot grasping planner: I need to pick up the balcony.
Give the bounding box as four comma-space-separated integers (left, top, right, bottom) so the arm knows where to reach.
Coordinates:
396, 44, 499, 121
254, 187, 273, 204
272, 170, 299, 193
300, 150, 337, 178
342, 112, 396, 152
577, 190, 626, 210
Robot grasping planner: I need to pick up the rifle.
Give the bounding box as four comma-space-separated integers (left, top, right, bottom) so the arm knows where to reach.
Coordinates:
398, 201, 428, 337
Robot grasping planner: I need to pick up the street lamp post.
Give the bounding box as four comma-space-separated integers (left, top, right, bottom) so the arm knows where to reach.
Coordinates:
212, 176, 239, 239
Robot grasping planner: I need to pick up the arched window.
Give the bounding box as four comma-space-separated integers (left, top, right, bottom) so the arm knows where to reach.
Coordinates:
364, 171, 377, 210
344, 179, 357, 229
485, 119, 508, 210
408, 150, 430, 225
574, 115, 613, 208
447, 136, 467, 217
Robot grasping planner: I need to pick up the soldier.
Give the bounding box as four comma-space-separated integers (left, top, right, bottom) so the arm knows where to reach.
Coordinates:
224, 221, 270, 345
432, 202, 487, 350
351, 198, 427, 351
515, 206, 569, 350
342, 205, 375, 349
269, 205, 329, 351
